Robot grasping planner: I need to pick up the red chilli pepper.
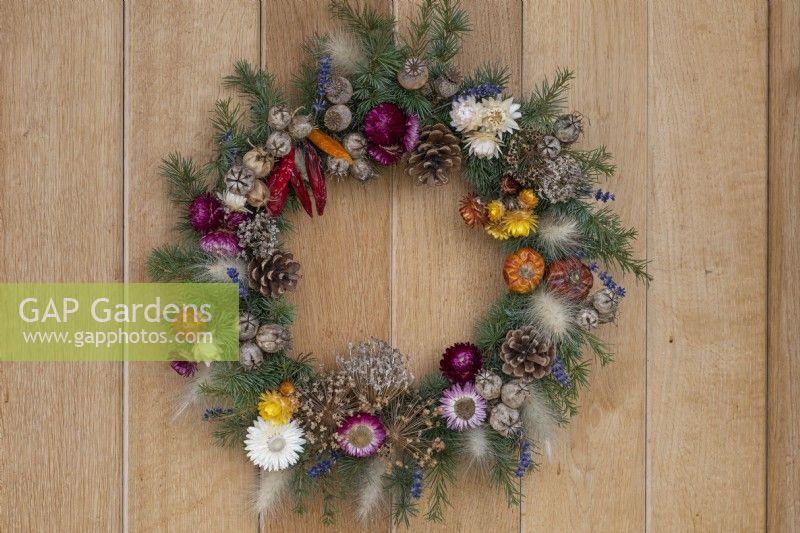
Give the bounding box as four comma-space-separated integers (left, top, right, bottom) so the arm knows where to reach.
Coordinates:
303, 141, 327, 215
266, 148, 296, 216
291, 147, 314, 217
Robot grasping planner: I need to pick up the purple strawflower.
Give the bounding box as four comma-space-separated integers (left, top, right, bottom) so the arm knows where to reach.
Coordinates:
170, 360, 197, 377
336, 413, 386, 458
454, 83, 503, 101
440, 343, 483, 384
312, 55, 332, 112
199, 231, 241, 257
515, 440, 533, 477
410, 467, 423, 499
551, 358, 571, 388
363, 103, 418, 166
440, 382, 487, 431
189, 193, 224, 232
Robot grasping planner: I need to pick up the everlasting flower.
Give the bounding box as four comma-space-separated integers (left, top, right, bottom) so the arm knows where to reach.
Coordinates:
336, 412, 386, 458
199, 230, 241, 257
189, 193, 224, 232
363, 103, 419, 166
245, 418, 305, 471
486, 200, 506, 222
258, 391, 298, 426
484, 221, 510, 240
464, 130, 502, 159
337, 338, 414, 411
518, 189, 539, 209
170, 360, 197, 377
479, 96, 521, 136
440, 342, 483, 384
502, 209, 538, 238
221, 191, 247, 212
440, 382, 487, 431
449, 96, 484, 133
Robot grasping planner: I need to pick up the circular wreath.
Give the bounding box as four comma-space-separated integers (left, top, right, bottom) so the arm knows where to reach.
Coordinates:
148, 0, 650, 526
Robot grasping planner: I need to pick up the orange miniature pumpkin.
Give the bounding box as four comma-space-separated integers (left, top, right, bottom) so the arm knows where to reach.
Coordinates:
503, 248, 545, 294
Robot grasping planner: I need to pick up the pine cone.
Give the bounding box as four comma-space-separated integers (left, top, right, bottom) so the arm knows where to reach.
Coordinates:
500, 326, 556, 380
406, 123, 462, 186
248, 251, 301, 298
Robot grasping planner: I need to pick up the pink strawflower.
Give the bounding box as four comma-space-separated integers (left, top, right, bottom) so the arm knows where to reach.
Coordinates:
439, 342, 483, 384
199, 230, 241, 257
336, 412, 386, 457
440, 382, 487, 431
403, 113, 420, 152
189, 193, 224, 232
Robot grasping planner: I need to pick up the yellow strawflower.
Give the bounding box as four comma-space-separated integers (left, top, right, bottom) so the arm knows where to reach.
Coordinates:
485, 221, 510, 240
486, 200, 506, 223
258, 391, 296, 425
518, 189, 539, 209
502, 209, 538, 238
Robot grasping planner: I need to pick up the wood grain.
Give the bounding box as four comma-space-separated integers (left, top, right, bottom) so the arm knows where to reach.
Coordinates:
392, 1, 521, 531
261, 1, 391, 531
521, 1, 647, 531
647, 1, 767, 529
126, 1, 260, 531
0, 0, 123, 531
769, 0, 800, 530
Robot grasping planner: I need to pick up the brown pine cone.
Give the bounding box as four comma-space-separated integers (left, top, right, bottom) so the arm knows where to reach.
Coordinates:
248, 251, 301, 298
406, 123, 462, 186
500, 326, 556, 380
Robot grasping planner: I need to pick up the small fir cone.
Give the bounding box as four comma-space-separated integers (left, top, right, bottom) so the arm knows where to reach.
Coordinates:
325, 76, 353, 104
324, 104, 352, 132
433, 65, 463, 98
255, 324, 291, 353
500, 326, 557, 380
224, 165, 256, 195
459, 193, 487, 227
406, 123, 461, 186
537, 135, 561, 159
248, 251, 301, 298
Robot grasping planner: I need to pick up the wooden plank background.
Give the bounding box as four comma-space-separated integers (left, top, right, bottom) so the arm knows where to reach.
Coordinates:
0, 0, 796, 531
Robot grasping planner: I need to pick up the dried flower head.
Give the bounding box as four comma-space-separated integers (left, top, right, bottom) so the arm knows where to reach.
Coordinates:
337, 338, 414, 412
237, 211, 279, 260
295, 371, 359, 455
379, 392, 443, 469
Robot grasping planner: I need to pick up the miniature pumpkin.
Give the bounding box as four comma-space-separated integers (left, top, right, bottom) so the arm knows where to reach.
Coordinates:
503, 248, 545, 294
545, 256, 593, 300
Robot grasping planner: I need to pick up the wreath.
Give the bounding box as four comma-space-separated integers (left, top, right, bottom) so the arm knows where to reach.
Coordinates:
147, 0, 650, 526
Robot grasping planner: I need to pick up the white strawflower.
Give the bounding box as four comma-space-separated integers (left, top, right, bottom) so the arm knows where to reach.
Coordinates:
221, 191, 247, 212
245, 418, 305, 471
479, 96, 522, 136
449, 96, 484, 133
465, 131, 502, 159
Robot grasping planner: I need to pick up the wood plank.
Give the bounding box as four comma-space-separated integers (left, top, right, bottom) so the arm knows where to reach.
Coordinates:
647, 1, 767, 529
126, 1, 260, 531
521, 1, 647, 531
768, 0, 800, 530
0, 0, 123, 531
260, 0, 392, 531
393, 1, 521, 531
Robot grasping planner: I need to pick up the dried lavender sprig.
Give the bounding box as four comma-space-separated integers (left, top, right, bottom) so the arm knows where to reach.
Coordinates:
312, 54, 332, 113
410, 466, 424, 498
454, 83, 503, 101
594, 188, 616, 202
226, 267, 248, 299
515, 440, 533, 477
551, 358, 571, 388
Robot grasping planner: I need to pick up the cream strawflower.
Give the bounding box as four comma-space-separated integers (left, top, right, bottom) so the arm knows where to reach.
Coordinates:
465, 131, 502, 159
479, 96, 521, 136
221, 191, 248, 212
245, 418, 305, 471
449, 96, 484, 133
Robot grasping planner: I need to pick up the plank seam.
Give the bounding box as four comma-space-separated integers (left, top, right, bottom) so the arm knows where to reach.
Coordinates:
122, 0, 131, 531
644, 0, 651, 530
764, 1, 771, 530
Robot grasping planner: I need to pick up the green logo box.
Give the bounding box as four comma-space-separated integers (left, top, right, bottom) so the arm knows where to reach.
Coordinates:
0, 283, 239, 362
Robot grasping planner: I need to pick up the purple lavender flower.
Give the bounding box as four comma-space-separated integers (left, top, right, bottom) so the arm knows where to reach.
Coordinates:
454, 83, 503, 101
551, 358, 571, 387
594, 188, 616, 202
410, 467, 423, 498
515, 440, 533, 477
312, 55, 332, 112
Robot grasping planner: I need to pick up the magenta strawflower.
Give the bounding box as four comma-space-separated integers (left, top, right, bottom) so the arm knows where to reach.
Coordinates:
336, 412, 386, 457
363, 102, 419, 166
189, 193, 224, 232
199, 230, 241, 257
170, 360, 197, 377
440, 382, 487, 431
439, 342, 483, 384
